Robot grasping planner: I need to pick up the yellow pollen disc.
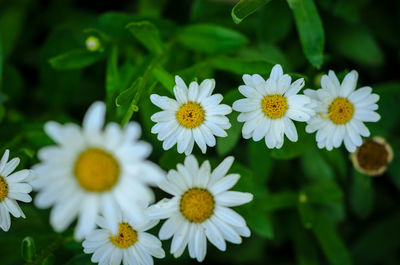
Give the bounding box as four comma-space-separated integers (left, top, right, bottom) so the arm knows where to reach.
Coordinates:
176, 102, 205, 129
110, 223, 138, 249
74, 148, 120, 192
180, 188, 214, 223
328, 97, 354, 124
0, 177, 8, 201
261, 94, 289, 119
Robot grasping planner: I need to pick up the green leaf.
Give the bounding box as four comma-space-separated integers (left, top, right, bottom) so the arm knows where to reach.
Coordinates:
216, 113, 241, 156
350, 171, 374, 219
303, 181, 343, 205
115, 78, 142, 108
216, 89, 242, 156
152, 67, 175, 95
245, 207, 274, 239
248, 141, 273, 182
332, 25, 383, 67
211, 56, 274, 75
264, 191, 298, 211
292, 222, 319, 265
126, 21, 165, 54
351, 213, 400, 265
21, 236, 36, 262
231, 0, 272, 24
106, 46, 120, 103
301, 148, 335, 181
313, 211, 352, 265
49, 49, 103, 70
0, 5, 26, 57
0, 35, 3, 90
290, 0, 324, 68
270, 124, 313, 159
178, 24, 248, 54
298, 202, 315, 229
159, 149, 186, 170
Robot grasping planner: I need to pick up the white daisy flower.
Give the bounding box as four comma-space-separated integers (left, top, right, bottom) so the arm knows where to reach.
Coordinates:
31, 101, 164, 240
147, 155, 253, 262
0, 150, 32, 231
305, 70, 380, 152
83, 209, 165, 265
150, 76, 232, 155
232, 64, 315, 149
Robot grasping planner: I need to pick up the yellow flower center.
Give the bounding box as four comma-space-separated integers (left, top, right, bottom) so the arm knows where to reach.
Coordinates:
327, 97, 354, 124
0, 176, 8, 201
176, 102, 205, 129
180, 188, 214, 223
110, 223, 138, 249
74, 148, 120, 192
261, 94, 288, 119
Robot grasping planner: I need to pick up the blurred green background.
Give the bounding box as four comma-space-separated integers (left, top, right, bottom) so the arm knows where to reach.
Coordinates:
0, 0, 400, 264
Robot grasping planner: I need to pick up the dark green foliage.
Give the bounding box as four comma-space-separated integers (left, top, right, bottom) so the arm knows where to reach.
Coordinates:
0, 0, 399, 265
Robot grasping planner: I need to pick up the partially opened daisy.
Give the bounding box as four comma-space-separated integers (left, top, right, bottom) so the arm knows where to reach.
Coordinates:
83, 208, 165, 265
0, 150, 32, 231
150, 76, 232, 155
305, 70, 380, 152
147, 155, 253, 262
232, 64, 315, 149
31, 102, 164, 240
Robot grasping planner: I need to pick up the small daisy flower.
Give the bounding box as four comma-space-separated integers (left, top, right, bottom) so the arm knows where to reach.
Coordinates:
305, 70, 380, 152
350, 137, 393, 176
31, 102, 164, 240
83, 210, 165, 265
232, 64, 315, 149
150, 76, 232, 155
0, 150, 32, 231
147, 155, 253, 262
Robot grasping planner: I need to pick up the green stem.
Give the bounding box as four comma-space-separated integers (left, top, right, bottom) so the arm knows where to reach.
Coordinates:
120, 54, 161, 127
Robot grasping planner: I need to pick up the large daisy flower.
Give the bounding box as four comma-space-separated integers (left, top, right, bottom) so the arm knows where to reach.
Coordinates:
305, 70, 380, 152
0, 150, 32, 231
83, 209, 165, 265
31, 102, 164, 240
147, 155, 253, 262
150, 76, 232, 155
232, 64, 315, 149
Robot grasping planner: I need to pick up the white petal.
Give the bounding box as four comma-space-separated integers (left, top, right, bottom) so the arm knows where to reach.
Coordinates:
83, 101, 106, 134
270, 64, 283, 80
214, 206, 246, 227
215, 191, 253, 207
210, 157, 234, 185
2, 158, 20, 177
210, 174, 240, 194
204, 220, 226, 251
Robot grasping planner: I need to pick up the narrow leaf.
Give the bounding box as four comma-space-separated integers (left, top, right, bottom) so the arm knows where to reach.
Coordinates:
21, 236, 36, 262
152, 66, 175, 95
49, 49, 103, 70
231, 0, 272, 24
313, 211, 352, 265
115, 78, 142, 107
211, 56, 274, 75
290, 0, 324, 68
106, 46, 120, 102
350, 171, 374, 219
126, 21, 165, 54
178, 24, 248, 54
